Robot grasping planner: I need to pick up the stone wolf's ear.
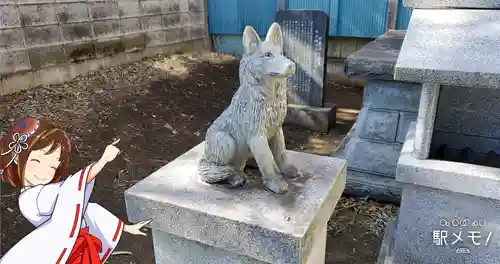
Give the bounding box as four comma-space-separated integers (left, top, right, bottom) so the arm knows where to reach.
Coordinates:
265, 22, 283, 49
242, 25, 260, 55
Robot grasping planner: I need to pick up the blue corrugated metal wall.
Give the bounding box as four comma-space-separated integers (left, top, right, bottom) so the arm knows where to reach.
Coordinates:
207, 0, 402, 38
208, 0, 413, 56
396, 0, 412, 30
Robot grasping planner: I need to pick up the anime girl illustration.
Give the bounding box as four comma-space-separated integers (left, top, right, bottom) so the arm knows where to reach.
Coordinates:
0, 117, 151, 264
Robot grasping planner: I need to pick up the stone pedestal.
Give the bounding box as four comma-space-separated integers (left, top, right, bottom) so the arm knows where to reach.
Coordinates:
334, 30, 422, 203
124, 143, 346, 264
378, 5, 500, 263
379, 124, 500, 264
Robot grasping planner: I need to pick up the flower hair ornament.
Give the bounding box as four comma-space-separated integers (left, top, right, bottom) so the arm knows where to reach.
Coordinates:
0, 119, 39, 176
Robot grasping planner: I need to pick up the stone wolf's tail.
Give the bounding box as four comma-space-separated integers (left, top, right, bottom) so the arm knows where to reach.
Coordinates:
199, 158, 238, 183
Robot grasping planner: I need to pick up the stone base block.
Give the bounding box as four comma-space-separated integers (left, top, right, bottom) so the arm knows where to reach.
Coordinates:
125, 142, 347, 264
377, 216, 398, 264
332, 123, 402, 203
385, 184, 500, 264
284, 103, 336, 133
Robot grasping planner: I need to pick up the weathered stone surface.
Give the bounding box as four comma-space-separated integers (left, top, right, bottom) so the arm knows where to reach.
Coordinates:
163, 27, 181, 43
345, 137, 402, 177
188, 25, 206, 40
145, 30, 165, 47
344, 169, 402, 204
0, 51, 31, 75
117, 0, 141, 17
403, 0, 500, 8
435, 86, 500, 139
141, 15, 163, 31
180, 12, 190, 26
92, 19, 120, 38
277, 10, 328, 108
23, 25, 62, 46
0, 5, 20, 28
120, 17, 142, 34
391, 184, 500, 263
284, 104, 336, 133
377, 217, 397, 264
357, 108, 399, 142
397, 123, 500, 200
345, 30, 405, 81
89, 0, 119, 20
122, 33, 145, 52
188, 11, 204, 26
27, 45, 66, 70
94, 37, 123, 58
125, 142, 346, 264
64, 41, 95, 62
55, 3, 90, 24
396, 112, 417, 143
0, 28, 25, 50
363, 80, 421, 112
188, 0, 204, 12
19, 4, 57, 26
162, 13, 181, 28
413, 83, 439, 159
395, 9, 500, 89
161, 0, 181, 14
60, 22, 92, 42
140, 0, 162, 15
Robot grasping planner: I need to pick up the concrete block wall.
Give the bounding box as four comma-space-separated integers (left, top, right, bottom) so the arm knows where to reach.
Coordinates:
0, 0, 209, 94
343, 80, 421, 202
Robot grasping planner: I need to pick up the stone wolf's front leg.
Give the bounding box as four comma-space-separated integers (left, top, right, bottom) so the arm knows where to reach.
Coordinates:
269, 128, 301, 178
248, 134, 288, 194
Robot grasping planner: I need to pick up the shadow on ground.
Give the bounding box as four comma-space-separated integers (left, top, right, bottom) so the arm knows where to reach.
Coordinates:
0, 52, 393, 264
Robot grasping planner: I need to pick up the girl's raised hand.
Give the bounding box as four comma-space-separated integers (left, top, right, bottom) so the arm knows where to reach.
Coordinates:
124, 219, 152, 236
100, 138, 121, 163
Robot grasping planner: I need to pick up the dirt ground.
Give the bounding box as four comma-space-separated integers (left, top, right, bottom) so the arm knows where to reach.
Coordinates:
0, 52, 396, 263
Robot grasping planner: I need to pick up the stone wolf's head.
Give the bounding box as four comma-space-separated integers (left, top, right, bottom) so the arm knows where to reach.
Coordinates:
240, 23, 296, 83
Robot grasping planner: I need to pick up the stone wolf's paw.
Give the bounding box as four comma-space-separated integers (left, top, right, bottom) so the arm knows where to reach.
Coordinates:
228, 171, 247, 188
263, 177, 288, 194
282, 165, 302, 178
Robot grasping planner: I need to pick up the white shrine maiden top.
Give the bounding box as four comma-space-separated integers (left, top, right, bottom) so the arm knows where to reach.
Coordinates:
0, 165, 124, 264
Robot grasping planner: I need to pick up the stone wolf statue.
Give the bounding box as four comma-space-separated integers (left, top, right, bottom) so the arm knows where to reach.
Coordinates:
199, 22, 301, 194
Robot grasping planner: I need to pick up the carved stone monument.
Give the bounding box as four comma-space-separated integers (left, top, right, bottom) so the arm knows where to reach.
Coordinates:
124, 23, 347, 264
277, 10, 336, 132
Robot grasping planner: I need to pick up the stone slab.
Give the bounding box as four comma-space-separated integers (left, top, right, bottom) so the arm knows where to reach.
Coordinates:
345, 137, 402, 177
396, 122, 500, 200
151, 222, 327, 264
377, 217, 397, 264
396, 112, 417, 144
403, 0, 500, 8
331, 124, 402, 203
363, 80, 421, 112
277, 10, 329, 107
357, 108, 399, 143
284, 103, 336, 133
345, 30, 406, 81
395, 9, 500, 89
392, 184, 500, 263
125, 142, 347, 264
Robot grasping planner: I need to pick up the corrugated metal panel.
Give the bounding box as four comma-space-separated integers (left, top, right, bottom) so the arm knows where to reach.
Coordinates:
207, 0, 240, 34
213, 35, 244, 56
286, 0, 330, 13
335, 0, 389, 38
396, 0, 412, 30
239, 0, 277, 36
